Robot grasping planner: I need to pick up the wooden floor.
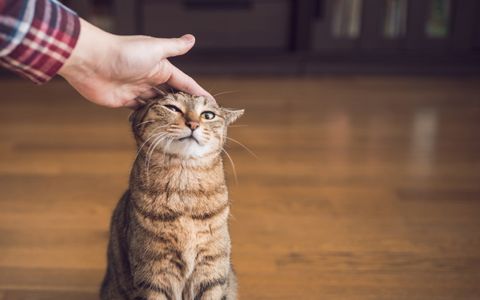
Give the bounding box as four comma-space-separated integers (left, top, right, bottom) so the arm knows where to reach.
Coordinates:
0, 76, 479, 300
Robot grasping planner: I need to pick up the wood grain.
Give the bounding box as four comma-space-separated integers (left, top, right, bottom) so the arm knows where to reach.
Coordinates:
1, 76, 480, 299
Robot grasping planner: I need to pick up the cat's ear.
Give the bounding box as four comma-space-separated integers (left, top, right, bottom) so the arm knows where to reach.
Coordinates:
223, 108, 244, 125
129, 85, 168, 123
152, 85, 169, 97
129, 100, 156, 127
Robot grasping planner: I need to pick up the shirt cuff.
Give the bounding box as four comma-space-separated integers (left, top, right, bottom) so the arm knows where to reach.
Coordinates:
0, 0, 80, 84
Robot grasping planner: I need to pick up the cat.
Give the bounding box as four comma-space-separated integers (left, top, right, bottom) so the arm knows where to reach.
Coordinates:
100, 92, 244, 300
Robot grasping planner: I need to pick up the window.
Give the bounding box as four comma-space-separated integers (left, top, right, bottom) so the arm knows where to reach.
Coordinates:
425, 0, 451, 38
331, 0, 363, 39
384, 0, 408, 38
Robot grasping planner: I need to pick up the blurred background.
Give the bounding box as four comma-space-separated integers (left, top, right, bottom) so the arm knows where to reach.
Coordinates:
1, 0, 480, 299
61, 0, 480, 74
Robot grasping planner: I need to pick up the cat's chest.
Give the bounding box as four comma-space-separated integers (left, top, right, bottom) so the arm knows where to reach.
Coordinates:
130, 190, 230, 280
170, 216, 228, 276
152, 163, 224, 192
172, 213, 229, 246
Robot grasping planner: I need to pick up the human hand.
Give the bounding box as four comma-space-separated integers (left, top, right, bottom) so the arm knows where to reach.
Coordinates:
59, 19, 210, 108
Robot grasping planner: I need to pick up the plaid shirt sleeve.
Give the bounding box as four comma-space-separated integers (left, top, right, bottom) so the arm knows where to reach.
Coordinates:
0, 0, 80, 84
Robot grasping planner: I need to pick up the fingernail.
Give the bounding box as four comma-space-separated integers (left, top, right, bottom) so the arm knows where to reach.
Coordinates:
182, 34, 195, 44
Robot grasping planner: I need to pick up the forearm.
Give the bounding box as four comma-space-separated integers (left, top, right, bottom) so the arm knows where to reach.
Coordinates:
0, 0, 80, 83
58, 18, 116, 85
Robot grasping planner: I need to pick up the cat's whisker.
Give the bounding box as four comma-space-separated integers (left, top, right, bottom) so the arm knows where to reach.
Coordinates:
145, 135, 171, 182
225, 137, 258, 159
134, 130, 167, 163
127, 110, 134, 121
221, 148, 238, 185
228, 124, 249, 128
139, 128, 165, 146
145, 134, 166, 166
212, 90, 240, 98
145, 134, 169, 168
135, 120, 153, 127
151, 85, 167, 96
206, 82, 218, 96
163, 138, 174, 160
161, 138, 174, 166
135, 120, 169, 128
144, 135, 168, 170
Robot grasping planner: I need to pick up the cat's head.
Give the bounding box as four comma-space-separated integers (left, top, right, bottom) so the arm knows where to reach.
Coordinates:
130, 92, 244, 159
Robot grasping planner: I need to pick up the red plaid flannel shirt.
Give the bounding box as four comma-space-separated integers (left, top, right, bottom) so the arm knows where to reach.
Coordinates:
0, 0, 80, 84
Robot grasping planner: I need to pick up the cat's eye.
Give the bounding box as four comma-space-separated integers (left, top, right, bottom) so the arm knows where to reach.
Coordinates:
163, 104, 182, 113
201, 111, 216, 120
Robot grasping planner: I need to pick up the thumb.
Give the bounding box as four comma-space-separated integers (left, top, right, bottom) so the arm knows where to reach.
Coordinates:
154, 34, 196, 58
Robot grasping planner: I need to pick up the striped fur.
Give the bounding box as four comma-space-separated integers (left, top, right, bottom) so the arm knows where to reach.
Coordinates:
101, 93, 243, 300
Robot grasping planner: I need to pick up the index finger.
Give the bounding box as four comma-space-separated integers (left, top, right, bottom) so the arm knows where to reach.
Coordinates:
165, 61, 212, 98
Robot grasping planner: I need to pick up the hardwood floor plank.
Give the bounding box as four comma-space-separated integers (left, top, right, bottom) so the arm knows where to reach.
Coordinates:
2, 289, 98, 300
0, 267, 101, 292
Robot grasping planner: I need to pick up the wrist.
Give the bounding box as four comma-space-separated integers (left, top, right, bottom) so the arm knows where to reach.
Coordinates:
59, 18, 117, 80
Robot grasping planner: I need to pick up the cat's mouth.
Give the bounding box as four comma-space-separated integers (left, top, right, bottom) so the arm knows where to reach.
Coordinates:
178, 134, 200, 144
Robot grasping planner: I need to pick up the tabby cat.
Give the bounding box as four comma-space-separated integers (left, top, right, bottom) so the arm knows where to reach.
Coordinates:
100, 92, 244, 300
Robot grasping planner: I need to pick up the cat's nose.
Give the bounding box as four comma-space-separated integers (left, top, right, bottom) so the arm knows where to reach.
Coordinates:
186, 120, 200, 131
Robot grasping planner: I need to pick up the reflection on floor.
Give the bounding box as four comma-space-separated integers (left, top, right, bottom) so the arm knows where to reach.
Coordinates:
0, 76, 479, 299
